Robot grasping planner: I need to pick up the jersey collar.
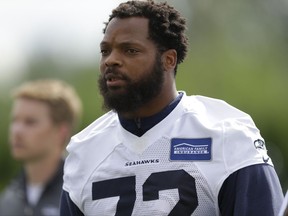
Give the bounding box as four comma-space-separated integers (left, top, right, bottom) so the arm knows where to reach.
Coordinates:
118, 92, 184, 137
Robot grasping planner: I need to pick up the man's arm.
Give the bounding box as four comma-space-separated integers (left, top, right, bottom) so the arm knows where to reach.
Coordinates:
218, 164, 284, 216
60, 190, 84, 216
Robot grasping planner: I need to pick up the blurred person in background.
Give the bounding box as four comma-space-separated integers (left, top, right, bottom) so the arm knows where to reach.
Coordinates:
60, 0, 284, 215
0, 79, 82, 216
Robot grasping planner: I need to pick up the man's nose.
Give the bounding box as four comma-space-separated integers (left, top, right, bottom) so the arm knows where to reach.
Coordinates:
104, 50, 122, 67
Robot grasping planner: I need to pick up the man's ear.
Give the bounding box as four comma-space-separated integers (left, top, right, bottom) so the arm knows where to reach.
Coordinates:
162, 49, 177, 72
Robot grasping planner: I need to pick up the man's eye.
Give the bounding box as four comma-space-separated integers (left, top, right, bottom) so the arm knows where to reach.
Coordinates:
100, 49, 110, 55
25, 118, 38, 126
126, 49, 139, 54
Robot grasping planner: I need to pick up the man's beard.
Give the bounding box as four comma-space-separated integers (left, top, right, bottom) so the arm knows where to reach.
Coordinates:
98, 55, 164, 114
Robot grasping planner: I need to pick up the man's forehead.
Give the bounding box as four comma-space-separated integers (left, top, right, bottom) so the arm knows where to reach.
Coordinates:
101, 17, 151, 45
105, 17, 149, 34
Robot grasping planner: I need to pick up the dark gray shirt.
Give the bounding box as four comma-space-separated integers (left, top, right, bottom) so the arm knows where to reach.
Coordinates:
0, 160, 64, 216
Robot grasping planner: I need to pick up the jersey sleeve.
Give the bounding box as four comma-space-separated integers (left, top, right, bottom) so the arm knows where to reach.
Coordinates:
221, 114, 273, 175
192, 95, 273, 171
218, 164, 284, 216
216, 107, 283, 214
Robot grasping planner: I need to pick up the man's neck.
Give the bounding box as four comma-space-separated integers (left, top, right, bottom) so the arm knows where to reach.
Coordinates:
118, 92, 183, 137
24, 153, 62, 185
120, 87, 178, 119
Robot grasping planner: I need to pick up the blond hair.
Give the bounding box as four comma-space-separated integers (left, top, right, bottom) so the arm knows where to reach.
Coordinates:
12, 79, 82, 133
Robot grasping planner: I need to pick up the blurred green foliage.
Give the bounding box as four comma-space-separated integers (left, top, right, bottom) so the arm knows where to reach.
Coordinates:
0, 0, 287, 193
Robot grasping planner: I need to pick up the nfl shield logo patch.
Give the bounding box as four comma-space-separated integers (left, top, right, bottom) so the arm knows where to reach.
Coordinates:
170, 138, 212, 161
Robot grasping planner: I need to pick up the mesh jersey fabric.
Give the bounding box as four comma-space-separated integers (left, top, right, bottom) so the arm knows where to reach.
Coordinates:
63, 92, 272, 216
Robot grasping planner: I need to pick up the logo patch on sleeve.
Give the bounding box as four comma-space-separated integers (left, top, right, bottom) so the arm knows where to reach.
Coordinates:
170, 138, 212, 161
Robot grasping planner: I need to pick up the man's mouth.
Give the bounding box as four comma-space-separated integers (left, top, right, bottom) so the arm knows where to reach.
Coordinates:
105, 74, 125, 87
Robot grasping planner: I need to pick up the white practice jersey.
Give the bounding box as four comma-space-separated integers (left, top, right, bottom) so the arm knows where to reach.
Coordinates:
63, 92, 272, 216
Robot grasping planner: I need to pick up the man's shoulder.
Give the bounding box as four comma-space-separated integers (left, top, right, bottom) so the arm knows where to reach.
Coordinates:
0, 174, 25, 212
71, 110, 118, 142
0, 173, 24, 194
65, 110, 119, 170
182, 94, 251, 123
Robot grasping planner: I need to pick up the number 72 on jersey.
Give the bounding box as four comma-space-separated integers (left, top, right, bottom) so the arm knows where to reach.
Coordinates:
92, 170, 199, 216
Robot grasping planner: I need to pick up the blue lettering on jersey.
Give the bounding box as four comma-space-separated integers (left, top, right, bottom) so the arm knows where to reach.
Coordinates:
170, 138, 212, 161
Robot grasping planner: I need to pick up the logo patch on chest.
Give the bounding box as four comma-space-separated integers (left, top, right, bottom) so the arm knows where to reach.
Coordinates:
170, 138, 212, 161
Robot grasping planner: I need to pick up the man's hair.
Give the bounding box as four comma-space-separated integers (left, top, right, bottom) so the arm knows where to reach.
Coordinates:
104, 0, 188, 74
11, 79, 82, 133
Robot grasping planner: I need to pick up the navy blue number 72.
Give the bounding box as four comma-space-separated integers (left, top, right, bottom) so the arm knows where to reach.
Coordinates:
92, 169, 198, 216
